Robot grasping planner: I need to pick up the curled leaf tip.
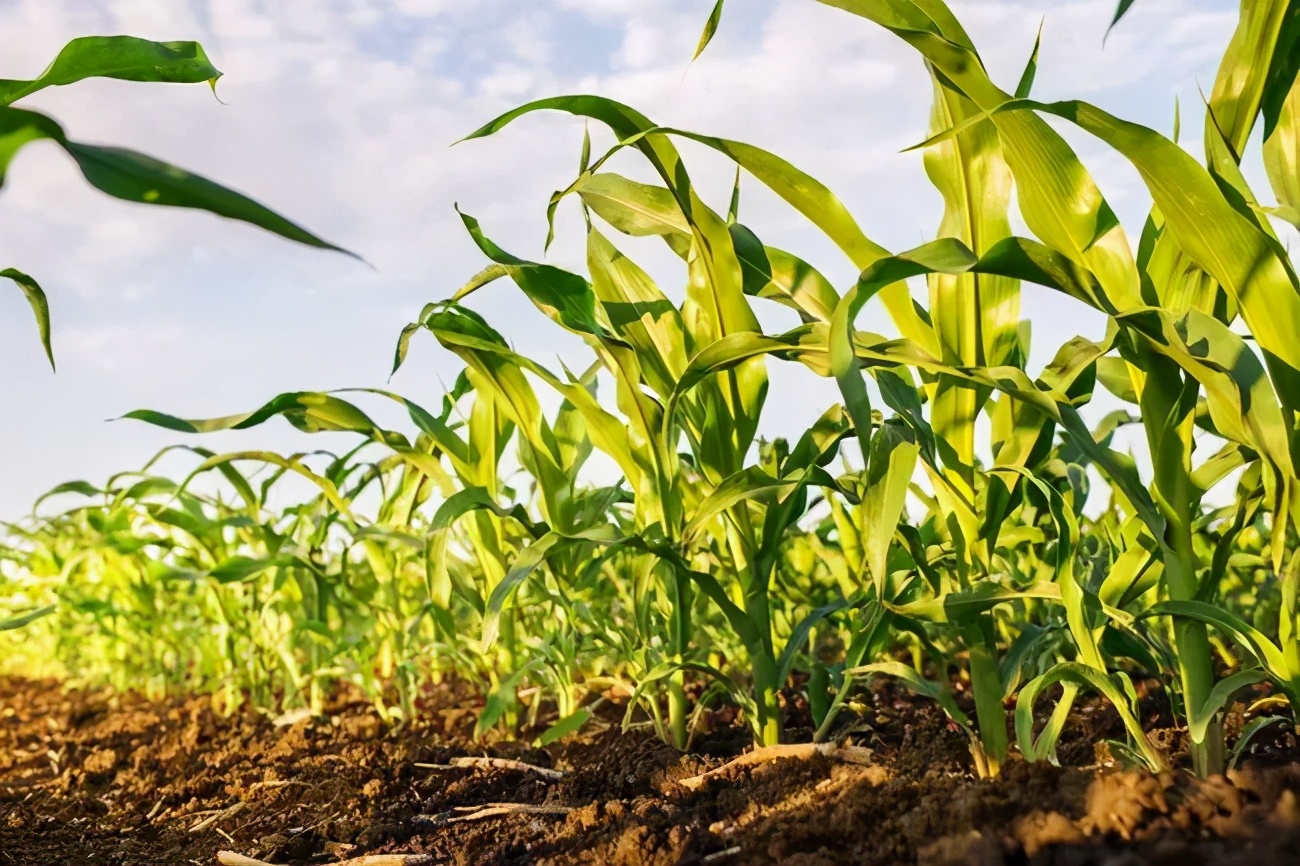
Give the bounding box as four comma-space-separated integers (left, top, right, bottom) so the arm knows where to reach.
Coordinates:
206, 73, 227, 104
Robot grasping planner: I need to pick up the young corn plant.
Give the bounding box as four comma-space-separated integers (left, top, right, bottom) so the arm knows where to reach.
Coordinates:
574, 2, 1146, 774
394, 111, 883, 746
124, 365, 625, 734
786, 0, 1300, 776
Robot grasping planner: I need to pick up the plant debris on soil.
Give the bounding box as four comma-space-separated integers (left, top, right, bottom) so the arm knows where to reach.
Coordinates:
3, 677, 1300, 866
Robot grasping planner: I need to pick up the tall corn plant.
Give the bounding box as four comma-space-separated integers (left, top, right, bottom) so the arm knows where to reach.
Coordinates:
729, 0, 1300, 776
387, 110, 882, 746
683, 0, 1277, 774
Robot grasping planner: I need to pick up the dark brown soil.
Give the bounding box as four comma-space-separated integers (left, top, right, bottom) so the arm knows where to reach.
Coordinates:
3, 677, 1300, 866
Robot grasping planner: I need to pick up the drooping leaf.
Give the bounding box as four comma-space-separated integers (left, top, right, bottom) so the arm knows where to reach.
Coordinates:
0, 604, 55, 632
1, 268, 53, 368
0, 36, 221, 107
0, 107, 354, 256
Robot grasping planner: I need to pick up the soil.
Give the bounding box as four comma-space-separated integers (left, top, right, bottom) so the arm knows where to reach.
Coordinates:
3, 676, 1300, 866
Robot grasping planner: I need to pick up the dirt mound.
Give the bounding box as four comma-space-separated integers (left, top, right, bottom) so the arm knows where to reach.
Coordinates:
2, 677, 1299, 865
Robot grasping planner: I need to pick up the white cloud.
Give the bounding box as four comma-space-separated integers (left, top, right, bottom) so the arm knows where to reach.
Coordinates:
57, 324, 188, 371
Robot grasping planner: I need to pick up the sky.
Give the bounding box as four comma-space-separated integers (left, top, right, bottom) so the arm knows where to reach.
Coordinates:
0, 0, 1254, 519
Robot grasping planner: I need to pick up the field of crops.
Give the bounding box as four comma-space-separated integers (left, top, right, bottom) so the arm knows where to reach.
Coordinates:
5, 1, 1300, 864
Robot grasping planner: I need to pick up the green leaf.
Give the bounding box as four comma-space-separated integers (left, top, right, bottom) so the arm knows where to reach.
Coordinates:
585, 226, 688, 400
32, 480, 102, 514
1107, 0, 1139, 38
1229, 716, 1292, 770
693, 0, 727, 61
0, 107, 354, 256
1016, 662, 1165, 771
999, 96, 1300, 417
476, 663, 536, 738
775, 599, 851, 687
922, 61, 1017, 506
1264, 72, 1300, 230
431, 486, 543, 538
730, 223, 840, 323
683, 466, 799, 545
1, 268, 53, 369
827, 236, 1165, 542
1207, 0, 1300, 157
454, 209, 618, 340
533, 707, 593, 747
1143, 600, 1292, 687
0, 604, 55, 632
123, 391, 385, 436
1015, 21, 1043, 100
1095, 357, 1137, 403
1188, 669, 1269, 745
823, 0, 1143, 315
567, 172, 691, 252
860, 420, 919, 595
0, 36, 221, 107
482, 531, 564, 647
849, 660, 971, 728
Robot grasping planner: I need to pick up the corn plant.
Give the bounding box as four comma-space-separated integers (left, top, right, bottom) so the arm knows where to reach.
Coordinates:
398, 160, 867, 746
689, 0, 1300, 775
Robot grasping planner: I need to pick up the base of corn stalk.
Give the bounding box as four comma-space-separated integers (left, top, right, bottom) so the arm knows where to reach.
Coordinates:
675, 741, 876, 791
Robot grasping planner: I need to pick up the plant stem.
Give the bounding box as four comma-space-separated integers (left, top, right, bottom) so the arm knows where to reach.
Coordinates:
668, 567, 692, 750
1168, 544, 1224, 775
963, 621, 1007, 777
752, 655, 783, 747
746, 589, 782, 747
1142, 359, 1222, 776
501, 611, 520, 732
667, 670, 689, 750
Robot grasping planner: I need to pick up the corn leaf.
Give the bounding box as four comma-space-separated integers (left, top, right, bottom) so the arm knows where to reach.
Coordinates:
0, 107, 353, 255
693, 0, 726, 61
0, 36, 221, 106
1, 268, 53, 369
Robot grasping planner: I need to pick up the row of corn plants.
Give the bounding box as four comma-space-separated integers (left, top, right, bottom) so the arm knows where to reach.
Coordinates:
4, 0, 1300, 779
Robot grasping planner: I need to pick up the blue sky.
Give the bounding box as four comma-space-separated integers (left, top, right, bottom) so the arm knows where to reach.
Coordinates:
0, 0, 1255, 517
